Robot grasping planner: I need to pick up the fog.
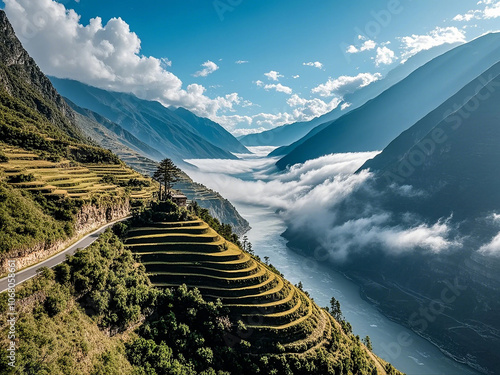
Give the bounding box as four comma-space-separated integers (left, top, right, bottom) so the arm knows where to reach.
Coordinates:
185, 149, 465, 262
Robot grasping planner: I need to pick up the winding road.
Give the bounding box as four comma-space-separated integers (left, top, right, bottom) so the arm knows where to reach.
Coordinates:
0, 216, 130, 293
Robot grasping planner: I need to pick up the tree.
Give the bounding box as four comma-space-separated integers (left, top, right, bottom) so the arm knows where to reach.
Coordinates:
362, 336, 373, 351
330, 296, 343, 322
153, 169, 164, 200
246, 242, 253, 256
154, 159, 181, 200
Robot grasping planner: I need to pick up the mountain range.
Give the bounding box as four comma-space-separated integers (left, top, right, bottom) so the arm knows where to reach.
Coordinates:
240, 43, 460, 150
49, 77, 250, 166
275, 32, 500, 169
282, 42, 500, 374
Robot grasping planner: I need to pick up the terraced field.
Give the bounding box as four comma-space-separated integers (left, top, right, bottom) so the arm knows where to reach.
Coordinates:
126, 218, 345, 355
0, 145, 156, 200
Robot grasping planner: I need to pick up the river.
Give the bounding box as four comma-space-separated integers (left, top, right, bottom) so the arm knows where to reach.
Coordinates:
185, 148, 480, 375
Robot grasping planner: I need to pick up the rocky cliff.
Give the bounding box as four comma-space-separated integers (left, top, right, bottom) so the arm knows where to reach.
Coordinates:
0, 200, 130, 275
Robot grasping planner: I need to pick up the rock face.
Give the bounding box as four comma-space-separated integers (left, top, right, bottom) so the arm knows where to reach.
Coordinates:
0, 200, 130, 275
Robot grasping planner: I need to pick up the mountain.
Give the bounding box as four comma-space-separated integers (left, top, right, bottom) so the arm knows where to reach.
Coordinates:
173, 107, 250, 154
0, 9, 157, 274
5, 206, 402, 375
367, 61, 500, 221
284, 63, 500, 374
68, 99, 250, 235
49, 77, 245, 164
360, 60, 500, 180
276, 32, 500, 169
0, 11, 86, 145
68, 98, 166, 162
241, 43, 460, 150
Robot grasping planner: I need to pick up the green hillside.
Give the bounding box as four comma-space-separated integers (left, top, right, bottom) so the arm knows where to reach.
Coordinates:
0, 204, 401, 375
120, 202, 400, 374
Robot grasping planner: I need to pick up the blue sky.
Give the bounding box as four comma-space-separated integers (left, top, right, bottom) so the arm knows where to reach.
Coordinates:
1, 0, 500, 135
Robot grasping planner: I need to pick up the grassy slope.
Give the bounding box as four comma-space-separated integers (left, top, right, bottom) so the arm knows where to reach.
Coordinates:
0, 143, 157, 257
1, 211, 401, 375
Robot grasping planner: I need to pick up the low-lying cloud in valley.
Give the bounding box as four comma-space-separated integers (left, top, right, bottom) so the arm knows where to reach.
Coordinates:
186, 151, 463, 262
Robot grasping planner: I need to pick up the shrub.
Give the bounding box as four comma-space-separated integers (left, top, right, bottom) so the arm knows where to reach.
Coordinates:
8, 173, 35, 183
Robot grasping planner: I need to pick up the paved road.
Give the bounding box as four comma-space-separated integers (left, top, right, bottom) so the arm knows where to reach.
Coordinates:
0, 217, 130, 293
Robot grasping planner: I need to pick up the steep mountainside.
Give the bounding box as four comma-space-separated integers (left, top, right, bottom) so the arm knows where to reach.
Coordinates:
0, 11, 83, 142
277, 32, 500, 169
1, 209, 401, 375
242, 43, 460, 150
173, 107, 250, 154
49, 77, 246, 164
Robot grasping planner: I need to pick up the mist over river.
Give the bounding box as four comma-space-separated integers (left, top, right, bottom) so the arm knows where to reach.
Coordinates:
184, 148, 479, 375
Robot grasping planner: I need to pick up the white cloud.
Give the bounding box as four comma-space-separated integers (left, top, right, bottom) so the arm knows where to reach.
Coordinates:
312, 72, 382, 97
400, 27, 466, 61
292, 75, 300, 79
375, 46, 397, 66
484, 1, 500, 18
478, 232, 500, 256
303, 61, 324, 69
453, 1, 500, 21
346, 39, 377, 54
341, 102, 352, 110
256, 81, 292, 95
193, 60, 219, 77
453, 10, 482, 22
287, 94, 341, 120
3, 0, 243, 128
235, 60, 249, 64
264, 70, 284, 81
184, 151, 460, 262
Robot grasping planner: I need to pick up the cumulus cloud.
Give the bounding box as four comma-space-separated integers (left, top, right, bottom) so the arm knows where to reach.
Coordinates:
375, 46, 397, 66
235, 60, 249, 64
454, 1, 500, 21
3, 0, 243, 127
303, 61, 324, 69
346, 39, 377, 54
185, 151, 460, 262
478, 232, 500, 256
256, 81, 292, 94
193, 60, 219, 77
264, 70, 284, 81
400, 26, 466, 62
286, 94, 341, 120
341, 102, 351, 110
264, 84, 293, 94
312, 72, 382, 97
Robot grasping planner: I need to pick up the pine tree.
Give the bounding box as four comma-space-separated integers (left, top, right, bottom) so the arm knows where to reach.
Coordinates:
154, 158, 181, 200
